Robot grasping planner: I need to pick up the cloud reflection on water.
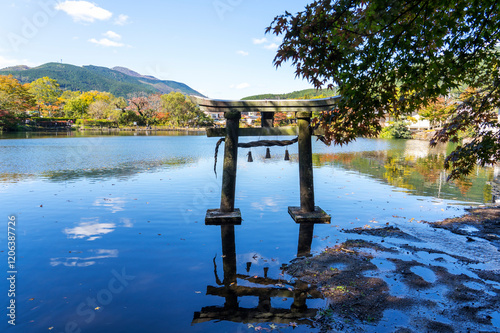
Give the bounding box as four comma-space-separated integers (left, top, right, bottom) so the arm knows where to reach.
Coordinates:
50, 249, 119, 267
93, 197, 127, 213
251, 197, 281, 212
64, 219, 116, 241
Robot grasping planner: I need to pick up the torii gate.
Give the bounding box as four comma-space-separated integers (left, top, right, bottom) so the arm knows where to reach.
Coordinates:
192, 96, 340, 225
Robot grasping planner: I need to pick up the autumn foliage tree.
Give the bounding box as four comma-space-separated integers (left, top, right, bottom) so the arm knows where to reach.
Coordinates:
418, 96, 457, 126
143, 94, 163, 125
0, 75, 35, 112
88, 100, 115, 120
64, 91, 115, 118
268, 0, 500, 179
0, 75, 35, 130
273, 112, 288, 126
28, 77, 62, 117
127, 92, 163, 126
113, 97, 128, 113
162, 92, 213, 127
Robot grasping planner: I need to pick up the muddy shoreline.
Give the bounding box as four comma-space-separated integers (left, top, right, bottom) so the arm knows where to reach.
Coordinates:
283, 207, 500, 332
428, 206, 500, 251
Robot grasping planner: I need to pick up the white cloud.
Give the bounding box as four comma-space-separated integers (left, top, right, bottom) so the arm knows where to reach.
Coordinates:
55, 1, 112, 23
253, 37, 279, 50
235, 82, 250, 90
264, 43, 279, 50
103, 30, 121, 40
236, 50, 249, 56
89, 38, 125, 47
114, 14, 129, 25
252, 37, 268, 45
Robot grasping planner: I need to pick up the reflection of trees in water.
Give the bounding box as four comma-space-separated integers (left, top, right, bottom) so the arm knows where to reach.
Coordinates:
0, 173, 37, 183
313, 147, 494, 203
2, 130, 206, 140
383, 154, 415, 191
0, 157, 196, 183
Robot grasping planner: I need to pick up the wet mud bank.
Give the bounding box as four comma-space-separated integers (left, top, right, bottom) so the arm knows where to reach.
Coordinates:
427, 206, 500, 250
283, 208, 500, 332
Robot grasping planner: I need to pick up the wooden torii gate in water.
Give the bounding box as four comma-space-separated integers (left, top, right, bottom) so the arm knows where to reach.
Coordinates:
192, 96, 340, 225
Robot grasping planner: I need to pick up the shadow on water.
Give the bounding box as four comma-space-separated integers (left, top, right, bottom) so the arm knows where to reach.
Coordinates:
193, 223, 321, 328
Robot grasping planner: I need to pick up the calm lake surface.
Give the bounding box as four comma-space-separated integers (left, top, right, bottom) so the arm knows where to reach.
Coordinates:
0, 131, 495, 332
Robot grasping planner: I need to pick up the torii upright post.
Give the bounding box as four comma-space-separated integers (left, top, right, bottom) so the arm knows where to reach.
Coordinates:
297, 111, 315, 212
206, 111, 242, 225
288, 111, 330, 223
220, 111, 240, 213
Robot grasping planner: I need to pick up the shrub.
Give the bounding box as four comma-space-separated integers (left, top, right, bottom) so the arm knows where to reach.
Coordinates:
0, 113, 21, 131
380, 121, 413, 139
75, 119, 118, 128
31, 117, 75, 122
118, 110, 142, 126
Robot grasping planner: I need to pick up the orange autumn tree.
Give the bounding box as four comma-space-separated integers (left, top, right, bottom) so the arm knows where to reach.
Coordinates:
273, 112, 288, 126
0, 75, 35, 130
28, 77, 63, 117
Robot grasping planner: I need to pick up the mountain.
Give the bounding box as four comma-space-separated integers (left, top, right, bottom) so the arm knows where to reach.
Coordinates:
242, 88, 338, 100
0, 62, 205, 98
109, 66, 203, 96
1, 65, 31, 71
112, 66, 157, 80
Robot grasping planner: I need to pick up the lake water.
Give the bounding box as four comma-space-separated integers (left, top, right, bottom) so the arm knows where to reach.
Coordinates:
0, 132, 495, 332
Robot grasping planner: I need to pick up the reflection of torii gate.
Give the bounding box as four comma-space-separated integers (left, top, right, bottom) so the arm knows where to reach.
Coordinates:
192, 223, 322, 325
192, 96, 340, 225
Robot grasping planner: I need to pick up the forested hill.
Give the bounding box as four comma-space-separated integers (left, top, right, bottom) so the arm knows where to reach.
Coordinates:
241, 88, 338, 100
0, 62, 205, 98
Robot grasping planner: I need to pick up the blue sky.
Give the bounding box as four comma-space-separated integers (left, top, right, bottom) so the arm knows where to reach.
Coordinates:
0, 0, 314, 99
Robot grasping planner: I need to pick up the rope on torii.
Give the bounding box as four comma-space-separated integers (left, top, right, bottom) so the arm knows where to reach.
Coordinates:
214, 137, 299, 176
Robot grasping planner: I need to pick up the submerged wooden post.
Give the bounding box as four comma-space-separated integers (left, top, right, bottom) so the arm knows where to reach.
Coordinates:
221, 111, 241, 212
297, 111, 315, 212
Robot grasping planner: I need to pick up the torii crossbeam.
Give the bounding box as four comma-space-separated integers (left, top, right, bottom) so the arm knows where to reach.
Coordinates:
192, 96, 340, 225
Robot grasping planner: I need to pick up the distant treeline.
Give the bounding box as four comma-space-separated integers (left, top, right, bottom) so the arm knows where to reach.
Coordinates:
242, 88, 338, 100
